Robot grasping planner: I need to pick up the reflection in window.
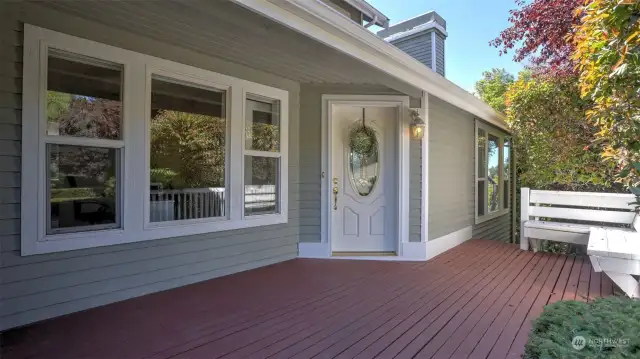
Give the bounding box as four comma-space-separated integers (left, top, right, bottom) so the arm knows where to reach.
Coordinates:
149, 77, 227, 222
349, 135, 379, 196
245, 95, 280, 152
244, 156, 278, 216
48, 144, 119, 233
477, 129, 486, 178
47, 53, 122, 139
503, 138, 511, 209
488, 134, 500, 213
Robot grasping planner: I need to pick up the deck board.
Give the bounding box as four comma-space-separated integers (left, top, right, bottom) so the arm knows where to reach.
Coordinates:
1, 240, 613, 359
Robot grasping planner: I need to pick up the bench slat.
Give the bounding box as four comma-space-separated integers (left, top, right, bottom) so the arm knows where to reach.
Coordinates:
530, 190, 635, 210
529, 206, 635, 224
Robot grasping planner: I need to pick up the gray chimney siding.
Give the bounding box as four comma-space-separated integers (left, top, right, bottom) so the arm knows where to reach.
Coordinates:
377, 10, 446, 76
391, 34, 433, 70
435, 32, 445, 76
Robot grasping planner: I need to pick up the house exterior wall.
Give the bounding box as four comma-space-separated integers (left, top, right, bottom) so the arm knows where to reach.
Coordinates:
428, 95, 474, 240
0, 5, 300, 331
427, 95, 511, 242
298, 84, 422, 244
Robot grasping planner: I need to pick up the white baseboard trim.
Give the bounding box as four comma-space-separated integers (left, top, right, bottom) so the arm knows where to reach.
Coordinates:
298, 242, 330, 258
426, 225, 473, 260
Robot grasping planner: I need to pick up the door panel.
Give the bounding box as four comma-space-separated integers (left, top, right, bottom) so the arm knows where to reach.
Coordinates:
331, 105, 397, 252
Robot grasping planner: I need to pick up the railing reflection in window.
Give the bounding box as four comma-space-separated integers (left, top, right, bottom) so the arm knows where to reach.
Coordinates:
149, 185, 277, 222
150, 188, 225, 222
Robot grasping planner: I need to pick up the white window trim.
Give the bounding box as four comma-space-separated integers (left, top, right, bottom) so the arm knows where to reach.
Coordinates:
475, 119, 510, 224
21, 24, 289, 255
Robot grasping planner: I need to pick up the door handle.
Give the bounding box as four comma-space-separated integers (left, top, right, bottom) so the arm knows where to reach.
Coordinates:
333, 186, 339, 210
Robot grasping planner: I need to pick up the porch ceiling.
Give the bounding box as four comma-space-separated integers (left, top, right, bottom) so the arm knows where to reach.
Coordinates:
34, 0, 417, 91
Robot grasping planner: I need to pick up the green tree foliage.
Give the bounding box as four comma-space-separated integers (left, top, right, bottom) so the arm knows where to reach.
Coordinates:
474, 68, 515, 113
505, 72, 618, 191
573, 0, 640, 199
150, 110, 226, 189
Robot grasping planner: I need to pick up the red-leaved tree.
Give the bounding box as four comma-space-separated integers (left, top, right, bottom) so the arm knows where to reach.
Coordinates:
490, 0, 582, 74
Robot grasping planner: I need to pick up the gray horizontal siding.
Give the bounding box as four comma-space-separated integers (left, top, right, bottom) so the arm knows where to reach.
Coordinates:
472, 215, 511, 242
298, 84, 421, 244
435, 33, 445, 76
0, 4, 300, 331
409, 139, 422, 242
390, 33, 432, 69
428, 95, 474, 240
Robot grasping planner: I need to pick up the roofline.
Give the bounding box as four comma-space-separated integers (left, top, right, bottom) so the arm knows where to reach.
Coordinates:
382, 21, 448, 42
232, 0, 508, 131
343, 0, 389, 28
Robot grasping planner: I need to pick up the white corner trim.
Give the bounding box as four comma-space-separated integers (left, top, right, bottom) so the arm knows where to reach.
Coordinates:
421, 92, 429, 243
400, 241, 428, 260
298, 242, 331, 258
232, 0, 508, 131
426, 225, 473, 260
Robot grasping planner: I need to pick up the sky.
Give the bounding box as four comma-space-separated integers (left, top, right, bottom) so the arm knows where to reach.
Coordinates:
368, 0, 525, 93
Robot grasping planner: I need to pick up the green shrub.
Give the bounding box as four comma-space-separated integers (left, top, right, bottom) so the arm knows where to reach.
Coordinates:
525, 297, 640, 359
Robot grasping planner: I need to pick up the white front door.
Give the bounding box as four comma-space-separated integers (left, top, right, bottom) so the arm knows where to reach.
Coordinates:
331, 105, 397, 253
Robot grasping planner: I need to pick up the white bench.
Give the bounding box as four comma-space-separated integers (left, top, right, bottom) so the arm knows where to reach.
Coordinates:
588, 228, 640, 298
520, 188, 638, 252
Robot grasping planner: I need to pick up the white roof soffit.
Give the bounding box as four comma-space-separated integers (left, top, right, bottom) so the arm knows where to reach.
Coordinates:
232, 0, 508, 131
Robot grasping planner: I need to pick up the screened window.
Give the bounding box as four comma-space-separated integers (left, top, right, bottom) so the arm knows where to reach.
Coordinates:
475, 121, 511, 223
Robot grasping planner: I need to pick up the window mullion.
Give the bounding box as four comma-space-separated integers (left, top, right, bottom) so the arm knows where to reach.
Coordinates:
230, 87, 244, 221
126, 61, 146, 233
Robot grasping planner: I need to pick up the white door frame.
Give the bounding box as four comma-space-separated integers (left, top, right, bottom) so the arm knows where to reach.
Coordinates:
316, 95, 410, 258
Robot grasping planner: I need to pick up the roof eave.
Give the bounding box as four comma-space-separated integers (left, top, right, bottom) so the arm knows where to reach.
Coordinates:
342, 0, 390, 28
232, 0, 509, 131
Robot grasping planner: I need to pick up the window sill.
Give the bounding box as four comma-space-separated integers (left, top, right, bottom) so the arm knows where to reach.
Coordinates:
475, 209, 510, 225
22, 214, 288, 256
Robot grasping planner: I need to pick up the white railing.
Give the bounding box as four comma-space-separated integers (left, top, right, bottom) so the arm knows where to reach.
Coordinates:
150, 188, 225, 222
149, 185, 277, 221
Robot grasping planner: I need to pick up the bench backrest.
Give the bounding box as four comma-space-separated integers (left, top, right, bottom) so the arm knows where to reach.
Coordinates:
521, 188, 637, 225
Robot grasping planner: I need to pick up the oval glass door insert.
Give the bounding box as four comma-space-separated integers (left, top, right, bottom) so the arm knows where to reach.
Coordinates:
348, 129, 379, 196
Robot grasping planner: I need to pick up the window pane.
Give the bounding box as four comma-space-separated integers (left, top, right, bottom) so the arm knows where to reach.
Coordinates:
245, 156, 279, 216
477, 129, 486, 178
504, 139, 511, 209
478, 180, 486, 216
245, 95, 280, 152
48, 144, 119, 233
149, 77, 227, 222
47, 52, 122, 139
488, 134, 500, 213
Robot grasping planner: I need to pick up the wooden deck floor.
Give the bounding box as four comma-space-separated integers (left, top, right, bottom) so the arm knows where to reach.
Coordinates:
1, 239, 613, 359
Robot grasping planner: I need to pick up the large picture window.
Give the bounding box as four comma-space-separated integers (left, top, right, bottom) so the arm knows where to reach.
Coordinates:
475, 120, 511, 223
21, 25, 288, 255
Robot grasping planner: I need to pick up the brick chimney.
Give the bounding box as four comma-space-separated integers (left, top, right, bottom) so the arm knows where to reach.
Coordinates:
377, 11, 447, 76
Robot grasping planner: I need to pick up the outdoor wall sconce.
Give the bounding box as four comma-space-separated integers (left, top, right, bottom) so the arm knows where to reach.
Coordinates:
409, 108, 425, 140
